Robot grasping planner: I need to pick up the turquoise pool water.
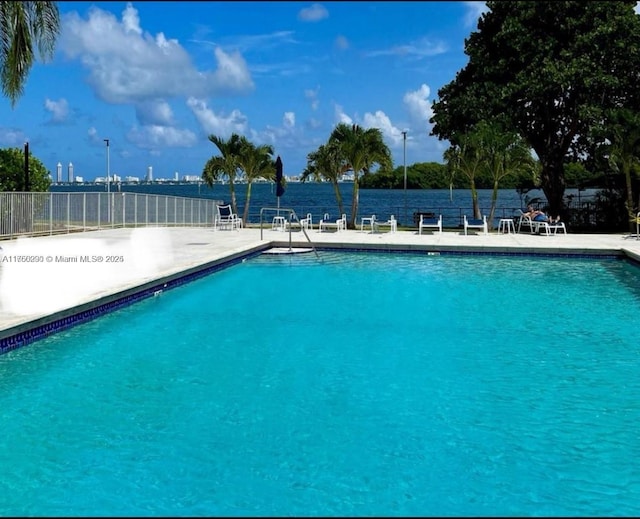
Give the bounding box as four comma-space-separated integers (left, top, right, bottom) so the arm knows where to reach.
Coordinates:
1, 251, 639, 516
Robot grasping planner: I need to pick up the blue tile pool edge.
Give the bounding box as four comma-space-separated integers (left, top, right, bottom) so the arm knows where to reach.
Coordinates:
271, 238, 640, 262
1, 242, 636, 355
294, 242, 629, 261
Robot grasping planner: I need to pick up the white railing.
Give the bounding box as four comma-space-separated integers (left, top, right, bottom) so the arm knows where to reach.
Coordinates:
0, 192, 223, 239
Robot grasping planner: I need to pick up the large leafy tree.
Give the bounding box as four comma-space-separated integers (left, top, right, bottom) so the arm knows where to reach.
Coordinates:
0, 1, 60, 107
592, 108, 640, 231
608, 111, 640, 209
430, 1, 640, 216
0, 147, 50, 191
329, 123, 392, 228
360, 162, 449, 189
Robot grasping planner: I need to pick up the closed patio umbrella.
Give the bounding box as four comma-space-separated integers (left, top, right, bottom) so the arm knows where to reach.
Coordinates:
275, 155, 285, 215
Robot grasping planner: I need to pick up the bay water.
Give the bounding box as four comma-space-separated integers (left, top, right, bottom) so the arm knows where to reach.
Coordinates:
50, 183, 595, 227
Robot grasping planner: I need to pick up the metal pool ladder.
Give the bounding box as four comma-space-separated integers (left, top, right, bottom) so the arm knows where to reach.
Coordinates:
259, 207, 320, 259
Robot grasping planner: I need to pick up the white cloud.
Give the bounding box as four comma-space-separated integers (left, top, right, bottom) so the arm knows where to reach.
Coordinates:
87, 126, 102, 144
363, 110, 393, 130
304, 87, 320, 110
330, 84, 435, 156
221, 31, 298, 54
121, 2, 142, 34
0, 128, 28, 147
264, 123, 295, 143
283, 112, 295, 128
298, 3, 329, 22
332, 104, 412, 149
636, 1, 640, 14
246, 112, 299, 148
59, 2, 254, 105
334, 35, 349, 51
334, 104, 353, 125
463, 1, 488, 28
211, 47, 254, 94
44, 98, 69, 123
362, 110, 407, 147
306, 117, 322, 130
403, 84, 434, 126
365, 37, 447, 59
127, 125, 198, 149
186, 97, 248, 136
135, 100, 175, 126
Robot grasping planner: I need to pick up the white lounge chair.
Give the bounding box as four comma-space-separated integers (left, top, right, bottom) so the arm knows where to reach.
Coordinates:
537, 220, 567, 235
360, 214, 376, 232
463, 215, 488, 235
516, 209, 536, 234
319, 213, 346, 232
286, 212, 312, 231
300, 213, 312, 230
516, 209, 565, 235
215, 204, 242, 231
418, 214, 442, 235
373, 215, 397, 233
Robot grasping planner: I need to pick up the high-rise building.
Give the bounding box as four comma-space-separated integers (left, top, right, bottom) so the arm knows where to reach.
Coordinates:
147, 166, 153, 182
56, 162, 62, 183
68, 162, 74, 183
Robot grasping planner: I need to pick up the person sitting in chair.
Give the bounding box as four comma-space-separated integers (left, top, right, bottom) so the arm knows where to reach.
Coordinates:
524, 205, 560, 224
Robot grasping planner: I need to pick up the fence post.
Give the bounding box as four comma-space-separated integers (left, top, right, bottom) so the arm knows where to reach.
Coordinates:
49, 193, 53, 235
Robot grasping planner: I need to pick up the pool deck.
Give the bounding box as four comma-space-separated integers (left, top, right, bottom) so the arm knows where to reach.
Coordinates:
2, 225, 640, 345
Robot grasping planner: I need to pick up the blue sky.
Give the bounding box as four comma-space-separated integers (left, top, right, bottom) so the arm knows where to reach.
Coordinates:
1, 1, 495, 182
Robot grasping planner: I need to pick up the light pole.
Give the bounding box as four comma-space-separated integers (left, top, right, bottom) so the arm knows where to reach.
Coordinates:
24, 142, 30, 191
402, 130, 407, 225
104, 138, 110, 222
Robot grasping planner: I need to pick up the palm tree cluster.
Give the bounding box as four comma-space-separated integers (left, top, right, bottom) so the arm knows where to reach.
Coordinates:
301, 123, 392, 229
444, 120, 536, 222
203, 124, 393, 228
202, 133, 276, 224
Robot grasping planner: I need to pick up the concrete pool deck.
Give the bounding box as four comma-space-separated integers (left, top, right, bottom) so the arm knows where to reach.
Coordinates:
1, 224, 640, 346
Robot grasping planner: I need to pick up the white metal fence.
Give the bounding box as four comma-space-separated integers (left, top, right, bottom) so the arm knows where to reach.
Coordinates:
0, 192, 223, 239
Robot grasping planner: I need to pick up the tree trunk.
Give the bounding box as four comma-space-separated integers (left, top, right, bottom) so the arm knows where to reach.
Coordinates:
470, 179, 480, 218
349, 178, 360, 229
623, 162, 635, 233
331, 181, 345, 218
242, 182, 253, 224
229, 181, 238, 215
540, 161, 565, 218
488, 179, 500, 224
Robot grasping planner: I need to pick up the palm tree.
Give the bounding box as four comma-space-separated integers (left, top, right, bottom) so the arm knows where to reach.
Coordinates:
599, 108, 640, 232
236, 138, 275, 224
301, 141, 349, 217
475, 120, 535, 223
0, 1, 60, 107
202, 133, 245, 215
329, 123, 392, 228
444, 134, 484, 219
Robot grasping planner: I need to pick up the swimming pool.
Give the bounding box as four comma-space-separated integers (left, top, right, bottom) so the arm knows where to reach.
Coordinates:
1, 251, 639, 516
